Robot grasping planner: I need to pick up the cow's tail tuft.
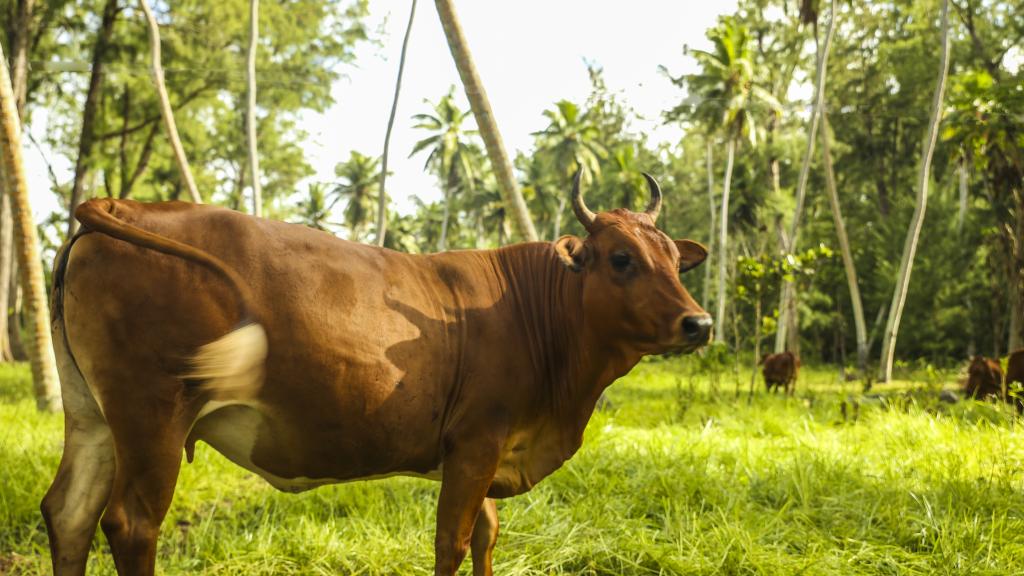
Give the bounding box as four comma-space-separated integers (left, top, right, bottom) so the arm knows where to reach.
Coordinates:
184, 321, 267, 397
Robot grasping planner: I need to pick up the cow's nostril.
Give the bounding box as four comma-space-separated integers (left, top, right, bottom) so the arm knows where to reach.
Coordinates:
682, 315, 713, 342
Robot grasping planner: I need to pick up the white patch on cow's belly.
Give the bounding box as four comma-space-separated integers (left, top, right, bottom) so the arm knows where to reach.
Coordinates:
188, 401, 441, 493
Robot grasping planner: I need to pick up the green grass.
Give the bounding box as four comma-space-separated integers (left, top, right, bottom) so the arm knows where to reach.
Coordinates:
2, 359, 1023, 574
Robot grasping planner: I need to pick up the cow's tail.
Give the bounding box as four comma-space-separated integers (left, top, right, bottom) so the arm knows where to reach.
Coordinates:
71, 199, 267, 394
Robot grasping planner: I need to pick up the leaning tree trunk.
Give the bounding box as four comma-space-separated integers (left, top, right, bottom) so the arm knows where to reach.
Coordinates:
67, 0, 119, 238
376, 0, 418, 247
775, 0, 837, 353
879, 0, 951, 383
704, 137, 716, 311
138, 0, 202, 204
821, 110, 868, 373
715, 137, 736, 343
246, 0, 262, 216
434, 0, 537, 242
0, 42, 61, 411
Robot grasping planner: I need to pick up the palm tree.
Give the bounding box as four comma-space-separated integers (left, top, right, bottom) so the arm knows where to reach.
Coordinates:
879, 0, 952, 382
138, 0, 201, 204
671, 17, 780, 343
410, 89, 478, 251
532, 99, 607, 235
433, 0, 537, 242
246, 0, 262, 217
332, 151, 381, 242
0, 42, 60, 411
533, 100, 607, 183
377, 0, 419, 247
295, 183, 336, 232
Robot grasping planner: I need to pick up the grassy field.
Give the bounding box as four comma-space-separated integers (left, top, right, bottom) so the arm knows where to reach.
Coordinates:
2, 358, 1023, 575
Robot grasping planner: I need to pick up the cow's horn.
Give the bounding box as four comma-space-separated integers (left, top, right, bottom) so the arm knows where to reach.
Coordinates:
572, 168, 597, 230
642, 172, 662, 221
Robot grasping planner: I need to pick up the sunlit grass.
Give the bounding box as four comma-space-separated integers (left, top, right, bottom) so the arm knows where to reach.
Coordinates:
1, 359, 1022, 574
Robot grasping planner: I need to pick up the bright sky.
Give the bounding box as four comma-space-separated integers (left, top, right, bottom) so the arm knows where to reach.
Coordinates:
24, 0, 737, 222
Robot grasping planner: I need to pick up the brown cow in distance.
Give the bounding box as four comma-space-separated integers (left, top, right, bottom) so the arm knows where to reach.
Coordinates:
762, 351, 799, 395
42, 171, 712, 576
1004, 349, 1024, 413
964, 355, 1003, 401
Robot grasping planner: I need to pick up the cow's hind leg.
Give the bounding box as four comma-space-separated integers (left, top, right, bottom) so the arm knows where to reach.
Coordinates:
470, 498, 498, 576
42, 328, 116, 575
98, 376, 191, 576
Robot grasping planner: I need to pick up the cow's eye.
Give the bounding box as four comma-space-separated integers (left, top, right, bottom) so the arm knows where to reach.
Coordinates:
610, 252, 632, 271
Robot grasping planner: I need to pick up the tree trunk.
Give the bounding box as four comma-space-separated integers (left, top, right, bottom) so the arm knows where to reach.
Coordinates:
551, 195, 565, 240
138, 0, 202, 204
879, 0, 951, 383
377, 0, 418, 247
9, 0, 34, 119
748, 286, 762, 403
246, 0, 262, 217
434, 0, 537, 242
821, 109, 868, 373
66, 0, 119, 238
776, 0, 837, 353
0, 193, 15, 361
715, 138, 735, 343
0, 42, 60, 411
957, 151, 968, 234
438, 185, 451, 251
704, 137, 716, 310
1007, 192, 1024, 353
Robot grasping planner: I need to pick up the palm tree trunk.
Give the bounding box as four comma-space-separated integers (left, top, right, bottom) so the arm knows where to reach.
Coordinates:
704, 137, 716, 310
715, 138, 735, 343
377, 0, 418, 247
438, 185, 451, 251
552, 195, 566, 239
776, 0, 837, 354
246, 0, 262, 216
9, 0, 34, 119
821, 110, 868, 373
66, 0, 119, 238
434, 0, 537, 242
0, 193, 15, 361
138, 0, 202, 204
879, 0, 951, 383
0, 42, 60, 411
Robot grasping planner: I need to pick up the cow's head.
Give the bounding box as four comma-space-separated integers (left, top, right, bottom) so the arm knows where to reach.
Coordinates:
553, 171, 712, 355
968, 355, 993, 378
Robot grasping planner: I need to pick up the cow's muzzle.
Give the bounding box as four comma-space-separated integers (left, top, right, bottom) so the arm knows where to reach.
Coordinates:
681, 314, 713, 347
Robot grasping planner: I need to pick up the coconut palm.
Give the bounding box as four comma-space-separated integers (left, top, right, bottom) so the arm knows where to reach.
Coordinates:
533, 100, 607, 183
332, 151, 381, 242
295, 183, 338, 232
670, 17, 780, 342
410, 88, 479, 251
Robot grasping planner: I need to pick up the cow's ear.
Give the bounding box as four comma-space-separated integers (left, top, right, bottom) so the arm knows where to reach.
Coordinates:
675, 239, 708, 272
554, 235, 590, 272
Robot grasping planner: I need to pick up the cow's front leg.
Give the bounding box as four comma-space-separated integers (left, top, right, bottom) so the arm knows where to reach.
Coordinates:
434, 437, 502, 576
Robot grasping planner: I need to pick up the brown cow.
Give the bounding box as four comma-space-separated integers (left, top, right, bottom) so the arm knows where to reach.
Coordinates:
761, 351, 799, 395
1004, 349, 1024, 413
42, 172, 712, 576
964, 355, 1003, 401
